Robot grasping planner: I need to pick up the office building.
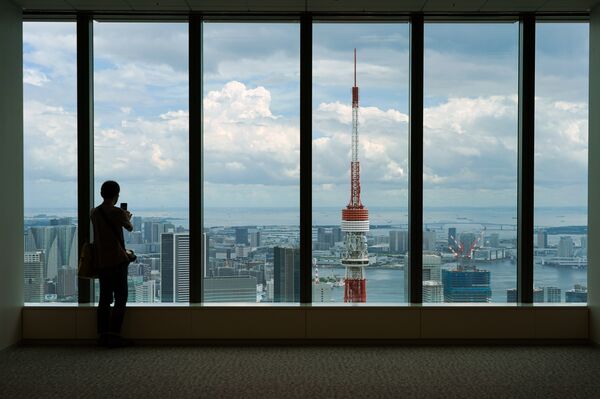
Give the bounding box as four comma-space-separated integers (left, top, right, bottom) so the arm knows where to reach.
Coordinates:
389, 230, 408, 254
442, 268, 491, 303
57, 266, 77, 299
204, 276, 257, 302
558, 236, 574, 257
423, 229, 436, 251
507, 287, 543, 303
160, 232, 174, 302
174, 233, 190, 303
545, 287, 562, 303
537, 229, 548, 248
312, 283, 333, 303
274, 246, 300, 302
249, 231, 261, 247
423, 280, 443, 303
423, 254, 442, 282
24, 251, 44, 302
566, 285, 588, 303
235, 227, 249, 245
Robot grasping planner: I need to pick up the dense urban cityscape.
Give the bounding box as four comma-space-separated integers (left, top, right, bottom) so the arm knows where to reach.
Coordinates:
23, 209, 588, 304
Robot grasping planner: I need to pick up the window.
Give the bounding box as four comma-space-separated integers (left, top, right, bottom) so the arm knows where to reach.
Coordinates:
23, 22, 78, 303
93, 22, 189, 303
312, 23, 410, 303
534, 23, 588, 303
423, 23, 519, 303
22, 16, 589, 307
202, 22, 300, 303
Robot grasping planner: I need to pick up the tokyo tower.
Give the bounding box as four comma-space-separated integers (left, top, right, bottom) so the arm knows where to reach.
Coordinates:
341, 49, 369, 303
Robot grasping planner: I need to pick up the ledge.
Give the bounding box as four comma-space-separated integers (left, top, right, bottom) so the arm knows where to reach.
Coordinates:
21, 305, 589, 341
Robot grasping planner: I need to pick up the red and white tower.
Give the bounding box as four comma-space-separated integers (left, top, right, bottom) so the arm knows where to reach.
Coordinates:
341, 49, 369, 303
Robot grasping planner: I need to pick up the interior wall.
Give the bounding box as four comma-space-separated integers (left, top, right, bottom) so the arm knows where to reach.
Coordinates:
0, 0, 23, 350
590, 6, 600, 345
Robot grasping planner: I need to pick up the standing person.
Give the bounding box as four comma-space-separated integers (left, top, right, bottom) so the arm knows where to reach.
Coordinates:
91, 180, 134, 348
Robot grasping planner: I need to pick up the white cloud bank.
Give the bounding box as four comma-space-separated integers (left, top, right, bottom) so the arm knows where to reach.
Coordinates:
24, 80, 587, 208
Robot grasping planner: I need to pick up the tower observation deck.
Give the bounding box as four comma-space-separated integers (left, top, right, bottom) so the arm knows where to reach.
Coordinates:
341, 49, 369, 303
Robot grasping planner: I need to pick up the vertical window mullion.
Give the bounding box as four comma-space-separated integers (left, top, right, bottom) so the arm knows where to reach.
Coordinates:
518, 15, 535, 304
300, 14, 313, 304
409, 14, 424, 304
77, 13, 94, 304
189, 14, 203, 303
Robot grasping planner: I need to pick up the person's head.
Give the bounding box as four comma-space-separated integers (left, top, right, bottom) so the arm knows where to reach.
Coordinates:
100, 180, 120, 205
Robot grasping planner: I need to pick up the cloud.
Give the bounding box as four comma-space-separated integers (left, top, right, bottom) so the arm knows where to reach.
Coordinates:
24, 68, 50, 87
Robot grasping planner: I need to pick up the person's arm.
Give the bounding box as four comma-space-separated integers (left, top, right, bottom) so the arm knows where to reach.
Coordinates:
118, 208, 134, 232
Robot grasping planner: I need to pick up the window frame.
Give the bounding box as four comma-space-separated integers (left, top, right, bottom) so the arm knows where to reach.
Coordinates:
21, 12, 589, 306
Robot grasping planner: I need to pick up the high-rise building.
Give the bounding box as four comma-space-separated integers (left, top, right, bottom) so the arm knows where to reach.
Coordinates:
442, 268, 491, 303
204, 276, 257, 302
448, 227, 457, 251
174, 233, 190, 303
235, 228, 249, 245
312, 283, 333, 303
537, 229, 548, 248
29, 225, 77, 280
132, 216, 143, 232
545, 286, 562, 302
332, 227, 343, 244
160, 232, 174, 302
389, 230, 408, 254
488, 233, 500, 248
24, 251, 44, 302
274, 246, 300, 302
507, 287, 543, 303
565, 285, 587, 303
558, 236, 574, 257
423, 229, 436, 251
249, 231, 261, 247
423, 280, 443, 303
57, 266, 77, 299
423, 254, 442, 282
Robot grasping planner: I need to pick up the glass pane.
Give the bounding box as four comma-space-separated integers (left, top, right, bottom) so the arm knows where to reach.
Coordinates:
24, 22, 78, 303
312, 23, 410, 304
424, 23, 518, 303
202, 23, 300, 303
534, 23, 588, 303
93, 22, 189, 303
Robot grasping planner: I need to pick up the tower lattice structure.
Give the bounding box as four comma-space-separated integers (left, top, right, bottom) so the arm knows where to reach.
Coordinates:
341, 49, 369, 303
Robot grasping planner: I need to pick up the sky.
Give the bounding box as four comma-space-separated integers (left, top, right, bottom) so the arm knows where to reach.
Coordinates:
23, 21, 589, 219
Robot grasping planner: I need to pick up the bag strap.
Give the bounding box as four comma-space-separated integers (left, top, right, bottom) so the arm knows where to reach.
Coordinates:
97, 205, 126, 252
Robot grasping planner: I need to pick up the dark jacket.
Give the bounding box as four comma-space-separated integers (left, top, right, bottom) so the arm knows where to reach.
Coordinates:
91, 204, 133, 269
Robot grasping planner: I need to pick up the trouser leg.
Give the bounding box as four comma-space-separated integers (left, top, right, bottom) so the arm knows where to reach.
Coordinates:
110, 263, 129, 335
97, 269, 114, 335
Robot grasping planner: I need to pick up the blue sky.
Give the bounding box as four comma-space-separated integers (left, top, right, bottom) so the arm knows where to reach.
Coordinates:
23, 21, 589, 216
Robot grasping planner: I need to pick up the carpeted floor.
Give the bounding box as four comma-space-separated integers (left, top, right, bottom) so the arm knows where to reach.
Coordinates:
1, 344, 599, 398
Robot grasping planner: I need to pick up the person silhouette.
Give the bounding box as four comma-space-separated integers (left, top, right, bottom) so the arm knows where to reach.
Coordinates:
91, 180, 133, 348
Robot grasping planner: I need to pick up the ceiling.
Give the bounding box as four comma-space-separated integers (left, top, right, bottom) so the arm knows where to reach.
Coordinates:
10, 0, 600, 14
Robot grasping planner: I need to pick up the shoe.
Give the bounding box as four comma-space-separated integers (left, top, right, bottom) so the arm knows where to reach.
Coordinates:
106, 335, 134, 349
